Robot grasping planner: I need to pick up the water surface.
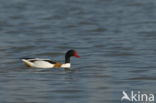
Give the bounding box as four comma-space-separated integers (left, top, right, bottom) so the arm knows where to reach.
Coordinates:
0, 0, 156, 103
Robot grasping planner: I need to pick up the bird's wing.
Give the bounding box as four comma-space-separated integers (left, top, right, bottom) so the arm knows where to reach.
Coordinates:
43, 60, 57, 64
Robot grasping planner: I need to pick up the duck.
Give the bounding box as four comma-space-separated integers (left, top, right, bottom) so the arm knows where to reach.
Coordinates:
21, 49, 80, 68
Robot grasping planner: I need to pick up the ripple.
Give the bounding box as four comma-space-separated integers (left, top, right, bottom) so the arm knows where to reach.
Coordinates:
130, 69, 149, 73
36, 52, 63, 56
53, 89, 83, 93
79, 21, 93, 25
90, 27, 107, 32
105, 52, 135, 57
127, 77, 156, 80
64, 24, 77, 28
60, 95, 83, 99
10, 46, 36, 52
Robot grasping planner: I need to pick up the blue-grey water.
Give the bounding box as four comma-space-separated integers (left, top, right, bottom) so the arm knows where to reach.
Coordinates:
0, 0, 156, 103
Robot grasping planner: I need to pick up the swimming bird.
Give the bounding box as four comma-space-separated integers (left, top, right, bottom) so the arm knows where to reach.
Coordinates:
21, 50, 80, 68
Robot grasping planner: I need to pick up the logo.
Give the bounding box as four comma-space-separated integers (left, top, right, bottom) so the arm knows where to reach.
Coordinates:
121, 90, 154, 102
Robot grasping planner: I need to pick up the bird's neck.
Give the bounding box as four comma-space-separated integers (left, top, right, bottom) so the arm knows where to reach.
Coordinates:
65, 55, 71, 63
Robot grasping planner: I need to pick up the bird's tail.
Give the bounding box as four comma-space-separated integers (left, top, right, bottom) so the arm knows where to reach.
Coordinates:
22, 59, 33, 67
